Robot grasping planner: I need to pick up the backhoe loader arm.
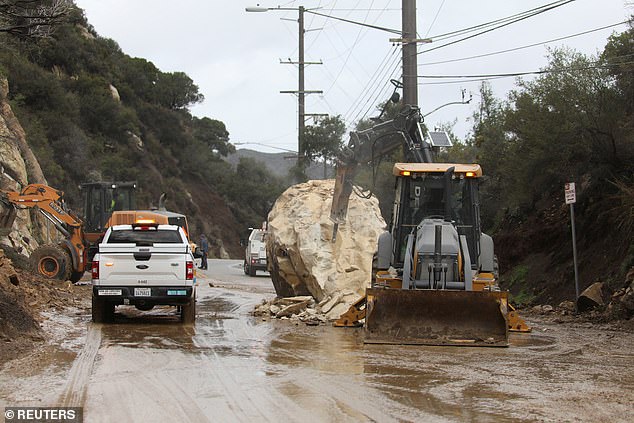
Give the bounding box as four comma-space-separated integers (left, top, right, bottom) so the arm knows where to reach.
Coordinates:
1, 184, 83, 232
330, 105, 432, 226
1, 184, 86, 263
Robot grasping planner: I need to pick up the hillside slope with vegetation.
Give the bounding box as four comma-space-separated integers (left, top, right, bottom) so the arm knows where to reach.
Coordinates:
445, 23, 634, 308
0, 1, 285, 257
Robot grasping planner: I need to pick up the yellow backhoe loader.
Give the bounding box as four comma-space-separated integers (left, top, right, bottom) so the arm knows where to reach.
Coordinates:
330, 104, 530, 346
1, 182, 193, 282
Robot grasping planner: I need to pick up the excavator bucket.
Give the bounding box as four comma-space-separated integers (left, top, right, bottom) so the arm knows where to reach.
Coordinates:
364, 288, 509, 347
330, 163, 357, 225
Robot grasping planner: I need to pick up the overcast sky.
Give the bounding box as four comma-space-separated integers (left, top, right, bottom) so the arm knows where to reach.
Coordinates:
74, 0, 632, 154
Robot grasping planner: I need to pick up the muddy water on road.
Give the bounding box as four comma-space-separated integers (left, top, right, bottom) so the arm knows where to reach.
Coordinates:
2, 260, 633, 422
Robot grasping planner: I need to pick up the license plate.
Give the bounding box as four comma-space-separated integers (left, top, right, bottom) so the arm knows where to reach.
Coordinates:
167, 290, 187, 296
134, 287, 151, 296
99, 289, 122, 296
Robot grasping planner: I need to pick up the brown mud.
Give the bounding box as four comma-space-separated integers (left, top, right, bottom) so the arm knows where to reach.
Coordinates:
0, 259, 632, 422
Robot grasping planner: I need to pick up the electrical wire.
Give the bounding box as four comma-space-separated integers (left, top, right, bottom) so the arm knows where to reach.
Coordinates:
419, 58, 634, 79
424, 0, 446, 38
417, 57, 634, 85
427, 0, 575, 42
342, 46, 396, 121
418, 0, 577, 55
419, 21, 630, 67
356, 56, 401, 123
347, 48, 401, 124
324, 0, 388, 96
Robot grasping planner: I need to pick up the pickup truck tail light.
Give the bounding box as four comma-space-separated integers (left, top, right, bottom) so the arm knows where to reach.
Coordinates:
186, 261, 194, 280
91, 261, 99, 279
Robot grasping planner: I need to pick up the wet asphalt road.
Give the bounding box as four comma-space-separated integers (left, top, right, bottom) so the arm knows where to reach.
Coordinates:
1, 259, 633, 422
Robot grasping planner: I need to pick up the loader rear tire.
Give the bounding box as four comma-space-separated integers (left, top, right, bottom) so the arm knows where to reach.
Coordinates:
30, 244, 72, 281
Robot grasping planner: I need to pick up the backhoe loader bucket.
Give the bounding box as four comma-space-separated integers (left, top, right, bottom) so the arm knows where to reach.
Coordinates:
364, 288, 509, 347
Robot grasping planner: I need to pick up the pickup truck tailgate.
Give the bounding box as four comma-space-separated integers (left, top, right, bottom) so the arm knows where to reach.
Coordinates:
97, 244, 190, 286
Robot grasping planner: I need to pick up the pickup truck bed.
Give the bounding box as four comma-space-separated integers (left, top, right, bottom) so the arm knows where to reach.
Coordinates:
91, 223, 196, 323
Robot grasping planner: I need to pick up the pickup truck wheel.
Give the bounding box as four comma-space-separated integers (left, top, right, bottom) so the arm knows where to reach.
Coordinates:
181, 294, 196, 324
243, 261, 249, 275
92, 295, 114, 323
249, 265, 256, 277
31, 244, 72, 281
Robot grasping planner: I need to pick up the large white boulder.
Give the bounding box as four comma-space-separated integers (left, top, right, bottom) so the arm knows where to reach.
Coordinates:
266, 180, 386, 317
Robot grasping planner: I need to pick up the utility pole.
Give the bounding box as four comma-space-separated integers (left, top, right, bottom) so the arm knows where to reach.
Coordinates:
279, 6, 323, 176
298, 6, 306, 164
402, 0, 418, 107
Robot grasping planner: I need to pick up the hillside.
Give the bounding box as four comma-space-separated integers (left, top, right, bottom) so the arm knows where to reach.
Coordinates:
226, 148, 333, 180
0, 3, 289, 258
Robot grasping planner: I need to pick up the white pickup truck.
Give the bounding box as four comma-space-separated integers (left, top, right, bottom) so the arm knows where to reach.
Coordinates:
91, 223, 196, 323
243, 228, 267, 276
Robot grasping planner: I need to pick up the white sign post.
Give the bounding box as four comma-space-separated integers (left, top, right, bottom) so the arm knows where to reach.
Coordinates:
565, 183, 580, 309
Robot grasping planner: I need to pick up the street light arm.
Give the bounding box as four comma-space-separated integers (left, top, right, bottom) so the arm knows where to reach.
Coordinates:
306, 9, 401, 34
246, 6, 308, 12
423, 92, 473, 117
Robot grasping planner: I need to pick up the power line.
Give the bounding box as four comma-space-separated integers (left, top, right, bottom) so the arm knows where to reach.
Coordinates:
424, 0, 446, 38
418, 0, 577, 55
354, 55, 401, 123
346, 46, 400, 124
324, 0, 377, 94
417, 57, 634, 85
418, 21, 630, 67
343, 46, 396, 121
427, 0, 575, 42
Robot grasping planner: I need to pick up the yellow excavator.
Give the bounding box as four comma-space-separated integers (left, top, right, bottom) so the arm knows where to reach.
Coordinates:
330, 105, 530, 346
1, 182, 193, 282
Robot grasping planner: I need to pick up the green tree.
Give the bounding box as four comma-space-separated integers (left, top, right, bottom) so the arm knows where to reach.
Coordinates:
303, 115, 346, 178
227, 157, 285, 226
192, 116, 234, 157
504, 48, 623, 206
155, 71, 203, 110
468, 82, 512, 229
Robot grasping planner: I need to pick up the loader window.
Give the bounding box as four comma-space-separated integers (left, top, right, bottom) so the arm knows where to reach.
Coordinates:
393, 174, 481, 266
408, 176, 446, 225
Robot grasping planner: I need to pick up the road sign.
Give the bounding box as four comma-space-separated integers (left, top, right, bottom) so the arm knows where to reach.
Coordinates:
565, 182, 580, 307
565, 182, 576, 204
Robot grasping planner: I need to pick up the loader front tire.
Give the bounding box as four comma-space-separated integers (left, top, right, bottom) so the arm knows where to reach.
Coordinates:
30, 244, 72, 281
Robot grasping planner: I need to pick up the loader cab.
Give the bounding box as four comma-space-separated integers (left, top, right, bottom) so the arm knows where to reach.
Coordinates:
80, 181, 137, 233
390, 163, 482, 268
